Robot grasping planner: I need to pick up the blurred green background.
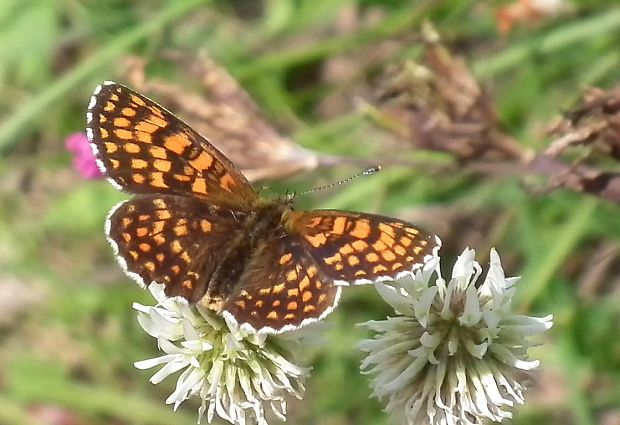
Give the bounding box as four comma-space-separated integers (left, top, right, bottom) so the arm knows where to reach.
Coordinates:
1, 0, 620, 424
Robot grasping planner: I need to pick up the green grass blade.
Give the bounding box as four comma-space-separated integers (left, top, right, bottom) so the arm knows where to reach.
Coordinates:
0, 0, 206, 154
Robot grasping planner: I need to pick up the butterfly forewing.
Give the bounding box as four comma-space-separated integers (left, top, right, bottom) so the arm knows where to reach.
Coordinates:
223, 234, 341, 333
288, 210, 438, 285
87, 82, 256, 210
106, 195, 241, 302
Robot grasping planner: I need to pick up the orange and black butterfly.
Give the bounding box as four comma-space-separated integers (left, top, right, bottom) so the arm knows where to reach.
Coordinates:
86, 81, 438, 334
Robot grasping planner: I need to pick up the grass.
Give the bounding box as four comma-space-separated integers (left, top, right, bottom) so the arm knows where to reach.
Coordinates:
1, 1, 620, 424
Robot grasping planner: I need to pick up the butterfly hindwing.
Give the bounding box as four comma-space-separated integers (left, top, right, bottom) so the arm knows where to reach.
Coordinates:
287, 210, 438, 285
106, 194, 241, 302
223, 234, 341, 333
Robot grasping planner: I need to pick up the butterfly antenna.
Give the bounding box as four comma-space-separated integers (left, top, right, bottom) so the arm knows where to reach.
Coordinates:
295, 165, 382, 197
259, 185, 279, 197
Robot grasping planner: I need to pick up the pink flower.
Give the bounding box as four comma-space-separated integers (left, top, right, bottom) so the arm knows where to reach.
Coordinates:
65, 132, 103, 180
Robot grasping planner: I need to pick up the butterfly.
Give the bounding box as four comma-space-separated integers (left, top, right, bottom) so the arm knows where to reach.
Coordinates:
86, 81, 439, 334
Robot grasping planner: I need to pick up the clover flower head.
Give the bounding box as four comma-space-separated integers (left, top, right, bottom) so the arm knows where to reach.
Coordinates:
133, 283, 311, 425
358, 247, 553, 425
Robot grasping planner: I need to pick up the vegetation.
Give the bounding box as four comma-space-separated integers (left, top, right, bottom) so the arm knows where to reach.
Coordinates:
1, 1, 619, 424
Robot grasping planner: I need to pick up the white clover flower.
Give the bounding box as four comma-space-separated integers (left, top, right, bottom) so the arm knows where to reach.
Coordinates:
358, 247, 553, 425
133, 283, 311, 425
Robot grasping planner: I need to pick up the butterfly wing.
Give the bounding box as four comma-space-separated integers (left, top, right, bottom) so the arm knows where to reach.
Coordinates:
86, 81, 257, 211
106, 194, 242, 303
286, 210, 439, 285
222, 234, 341, 334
